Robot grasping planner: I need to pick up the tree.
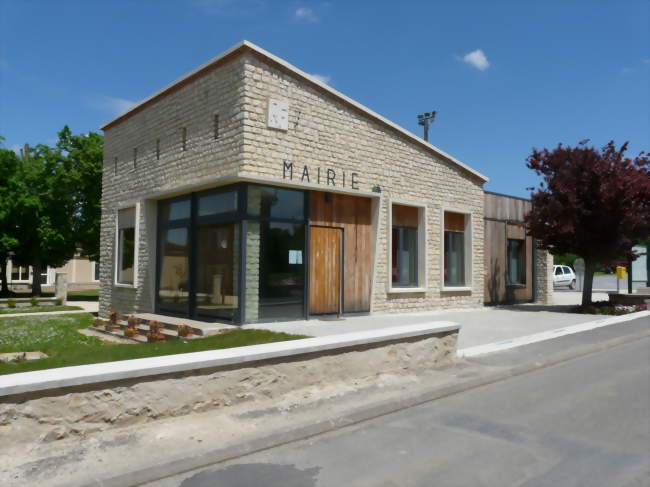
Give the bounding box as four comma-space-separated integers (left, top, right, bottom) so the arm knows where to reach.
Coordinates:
10, 143, 78, 296
0, 128, 103, 296
56, 126, 104, 261
525, 140, 650, 305
0, 143, 20, 295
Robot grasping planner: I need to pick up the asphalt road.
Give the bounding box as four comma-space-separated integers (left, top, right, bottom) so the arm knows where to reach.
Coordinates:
149, 322, 650, 487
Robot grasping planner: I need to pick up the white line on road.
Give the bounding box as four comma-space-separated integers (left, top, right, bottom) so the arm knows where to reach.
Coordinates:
457, 311, 650, 358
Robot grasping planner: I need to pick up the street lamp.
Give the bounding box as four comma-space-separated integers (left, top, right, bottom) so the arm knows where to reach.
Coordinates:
417, 111, 437, 142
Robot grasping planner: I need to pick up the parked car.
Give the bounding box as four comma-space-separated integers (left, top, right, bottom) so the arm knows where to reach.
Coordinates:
553, 265, 576, 289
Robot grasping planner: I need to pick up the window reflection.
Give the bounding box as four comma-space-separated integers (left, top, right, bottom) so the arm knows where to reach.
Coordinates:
195, 223, 239, 320
158, 227, 189, 311
248, 185, 304, 220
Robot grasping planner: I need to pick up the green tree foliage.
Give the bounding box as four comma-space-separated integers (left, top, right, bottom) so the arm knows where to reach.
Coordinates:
0, 143, 20, 295
0, 128, 103, 296
56, 126, 104, 261
10, 142, 78, 295
526, 140, 650, 306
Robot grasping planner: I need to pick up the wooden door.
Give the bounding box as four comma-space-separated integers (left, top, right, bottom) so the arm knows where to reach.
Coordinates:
309, 226, 342, 315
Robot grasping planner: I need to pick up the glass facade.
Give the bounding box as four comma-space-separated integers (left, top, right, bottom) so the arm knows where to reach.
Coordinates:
444, 231, 465, 287
117, 207, 136, 285
156, 183, 306, 324
391, 227, 418, 286
195, 222, 239, 321
507, 239, 525, 285
158, 226, 190, 313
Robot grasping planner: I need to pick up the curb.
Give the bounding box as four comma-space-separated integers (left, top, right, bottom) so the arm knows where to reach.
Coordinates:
72, 324, 650, 487
0, 310, 90, 319
458, 309, 650, 357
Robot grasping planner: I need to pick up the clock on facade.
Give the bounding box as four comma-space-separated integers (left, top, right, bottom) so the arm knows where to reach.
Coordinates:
267, 98, 289, 131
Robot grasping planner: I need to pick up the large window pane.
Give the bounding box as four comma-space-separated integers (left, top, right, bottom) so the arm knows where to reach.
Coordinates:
160, 198, 190, 222
245, 221, 305, 322
117, 207, 136, 284
247, 185, 304, 220
195, 223, 239, 320
507, 239, 525, 285
392, 227, 418, 286
198, 190, 237, 217
444, 231, 465, 286
10, 265, 27, 281
158, 227, 189, 312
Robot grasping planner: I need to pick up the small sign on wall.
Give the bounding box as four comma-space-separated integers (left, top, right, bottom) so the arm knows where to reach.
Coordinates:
288, 250, 303, 265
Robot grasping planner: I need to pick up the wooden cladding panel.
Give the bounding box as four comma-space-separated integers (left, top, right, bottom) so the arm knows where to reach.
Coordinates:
309, 191, 372, 313
392, 204, 419, 227
484, 219, 534, 304
309, 226, 341, 315
484, 220, 507, 303
484, 193, 532, 221
444, 211, 465, 232
507, 223, 526, 240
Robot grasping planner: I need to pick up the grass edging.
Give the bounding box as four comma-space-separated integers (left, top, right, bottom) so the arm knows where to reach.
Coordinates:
0, 313, 307, 377
0, 306, 84, 315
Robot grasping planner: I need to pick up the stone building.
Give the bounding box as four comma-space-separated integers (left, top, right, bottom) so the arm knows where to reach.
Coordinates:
5, 254, 99, 291
99, 41, 550, 324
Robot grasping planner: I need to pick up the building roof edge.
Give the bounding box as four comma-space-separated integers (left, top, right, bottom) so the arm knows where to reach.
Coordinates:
100, 40, 489, 183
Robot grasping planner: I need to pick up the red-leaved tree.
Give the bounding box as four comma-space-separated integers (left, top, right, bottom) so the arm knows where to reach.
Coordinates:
525, 140, 650, 305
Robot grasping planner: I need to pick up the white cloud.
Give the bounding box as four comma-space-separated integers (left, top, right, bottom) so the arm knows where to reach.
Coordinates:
462, 49, 490, 71
195, 0, 265, 15
88, 95, 136, 116
310, 73, 331, 84
294, 7, 318, 22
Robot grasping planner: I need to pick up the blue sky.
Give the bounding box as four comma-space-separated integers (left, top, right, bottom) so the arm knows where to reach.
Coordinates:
1, 0, 648, 197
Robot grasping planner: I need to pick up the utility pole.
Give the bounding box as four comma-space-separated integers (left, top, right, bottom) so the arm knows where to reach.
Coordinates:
417, 111, 436, 142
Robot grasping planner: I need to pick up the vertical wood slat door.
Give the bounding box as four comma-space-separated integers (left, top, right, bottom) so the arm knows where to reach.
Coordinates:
309, 226, 342, 315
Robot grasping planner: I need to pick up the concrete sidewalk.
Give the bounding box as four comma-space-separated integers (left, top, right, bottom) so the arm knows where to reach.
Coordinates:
241, 292, 625, 351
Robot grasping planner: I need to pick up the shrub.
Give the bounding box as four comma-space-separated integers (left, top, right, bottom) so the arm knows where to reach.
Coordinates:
573, 301, 647, 315
146, 332, 165, 343
7, 299, 16, 309
55, 298, 62, 306
124, 327, 138, 338
148, 321, 161, 333
127, 315, 137, 327
108, 311, 118, 324
177, 324, 192, 337
30, 297, 39, 307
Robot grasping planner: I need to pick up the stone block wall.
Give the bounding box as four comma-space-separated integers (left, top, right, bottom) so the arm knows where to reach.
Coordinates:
535, 249, 554, 304
99, 56, 248, 317
0, 331, 457, 446
239, 53, 485, 313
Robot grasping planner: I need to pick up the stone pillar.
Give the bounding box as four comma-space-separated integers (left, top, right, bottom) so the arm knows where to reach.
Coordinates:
245, 221, 261, 322
55, 272, 68, 305
535, 250, 553, 304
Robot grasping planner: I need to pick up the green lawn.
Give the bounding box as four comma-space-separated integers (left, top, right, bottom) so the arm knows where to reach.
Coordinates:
0, 313, 307, 375
0, 305, 83, 315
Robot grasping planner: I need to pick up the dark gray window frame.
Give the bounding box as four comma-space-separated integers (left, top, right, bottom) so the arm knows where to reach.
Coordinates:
155, 183, 309, 325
